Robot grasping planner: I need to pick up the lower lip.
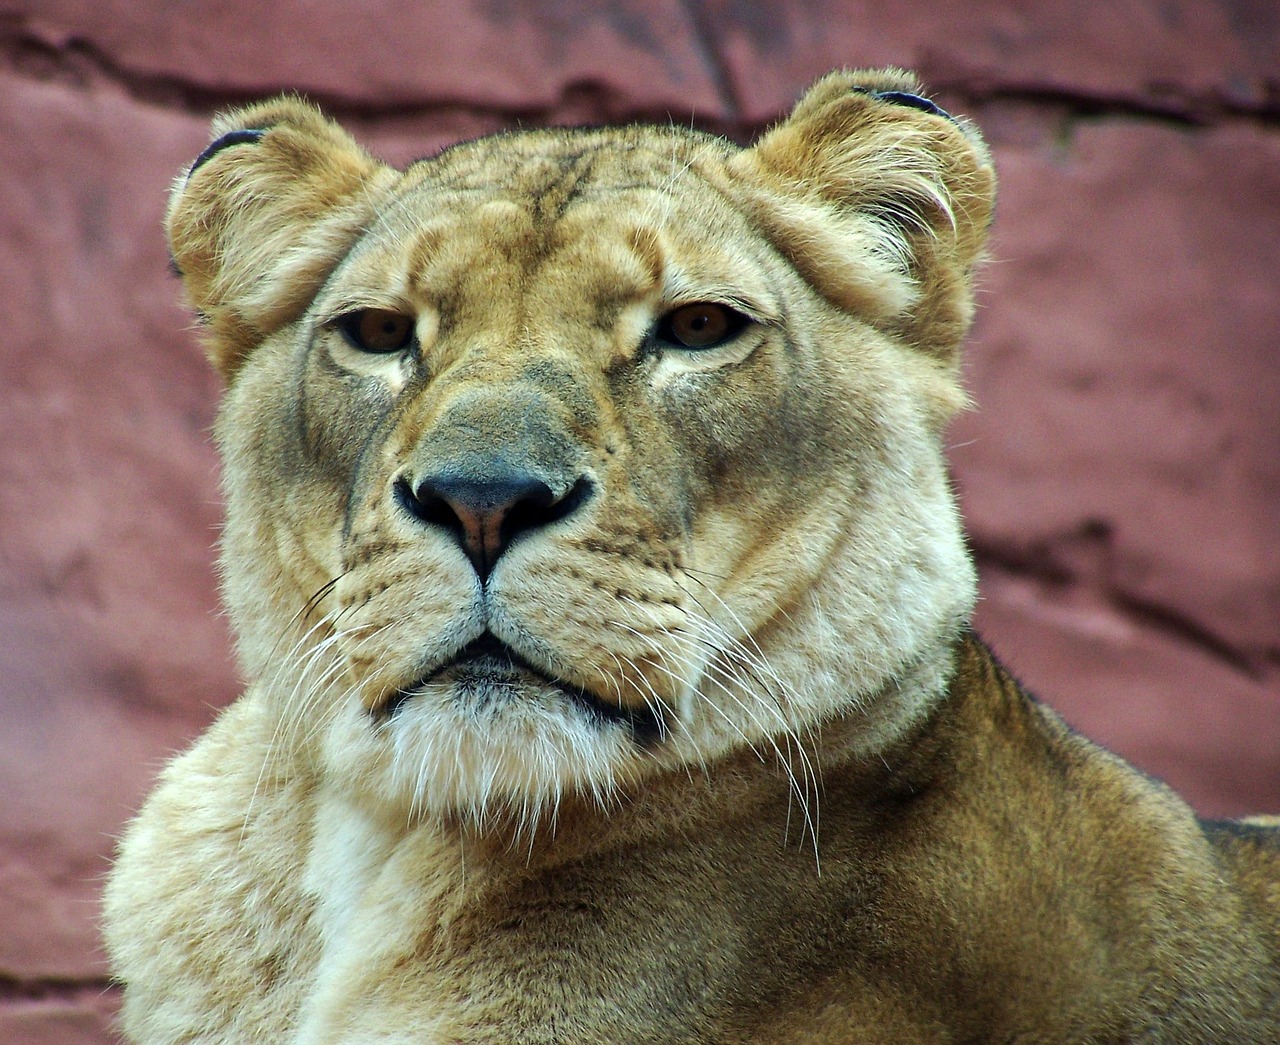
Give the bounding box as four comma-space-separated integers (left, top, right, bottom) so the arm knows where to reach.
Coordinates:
381, 657, 666, 746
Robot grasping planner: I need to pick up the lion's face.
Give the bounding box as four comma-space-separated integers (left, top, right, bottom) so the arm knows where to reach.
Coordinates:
170, 71, 994, 826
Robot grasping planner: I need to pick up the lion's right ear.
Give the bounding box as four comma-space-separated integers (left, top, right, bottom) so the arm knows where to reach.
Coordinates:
168, 97, 397, 380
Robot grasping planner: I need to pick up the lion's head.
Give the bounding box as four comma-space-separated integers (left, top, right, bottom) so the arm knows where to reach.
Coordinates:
169, 69, 994, 829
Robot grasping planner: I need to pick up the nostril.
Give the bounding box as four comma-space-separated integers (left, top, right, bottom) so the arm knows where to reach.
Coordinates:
394, 470, 593, 580
394, 476, 461, 534
500, 475, 592, 543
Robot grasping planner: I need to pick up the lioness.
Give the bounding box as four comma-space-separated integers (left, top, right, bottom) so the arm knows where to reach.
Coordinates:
104, 69, 1280, 1042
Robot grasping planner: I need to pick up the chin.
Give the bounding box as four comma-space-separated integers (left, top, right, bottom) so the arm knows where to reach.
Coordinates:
321, 635, 659, 829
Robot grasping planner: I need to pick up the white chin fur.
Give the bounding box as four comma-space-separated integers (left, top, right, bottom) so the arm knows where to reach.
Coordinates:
319, 682, 641, 828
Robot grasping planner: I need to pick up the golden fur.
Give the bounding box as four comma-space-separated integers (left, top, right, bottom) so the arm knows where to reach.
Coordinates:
104, 70, 1280, 1042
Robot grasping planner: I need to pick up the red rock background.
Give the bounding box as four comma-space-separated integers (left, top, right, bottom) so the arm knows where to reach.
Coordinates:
1, 2, 1277, 1039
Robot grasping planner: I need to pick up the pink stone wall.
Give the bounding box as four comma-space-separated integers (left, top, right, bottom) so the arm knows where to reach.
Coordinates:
2, 3, 1276, 1039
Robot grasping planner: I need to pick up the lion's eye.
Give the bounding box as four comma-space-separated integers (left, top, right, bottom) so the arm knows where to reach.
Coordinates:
656, 303, 749, 350
337, 309, 416, 353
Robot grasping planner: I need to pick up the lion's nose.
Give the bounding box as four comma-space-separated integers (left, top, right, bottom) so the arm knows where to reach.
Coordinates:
396, 469, 592, 581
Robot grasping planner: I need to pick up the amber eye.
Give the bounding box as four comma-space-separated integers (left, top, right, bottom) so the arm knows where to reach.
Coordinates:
337, 309, 415, 353
656, 303, 749, 350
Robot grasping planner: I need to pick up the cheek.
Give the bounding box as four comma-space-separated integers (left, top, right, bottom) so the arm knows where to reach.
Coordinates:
654, 347, 845, 507
300, 352, 398, 485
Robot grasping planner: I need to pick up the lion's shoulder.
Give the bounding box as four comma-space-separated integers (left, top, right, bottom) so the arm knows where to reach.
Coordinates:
105, 695, 320, 1039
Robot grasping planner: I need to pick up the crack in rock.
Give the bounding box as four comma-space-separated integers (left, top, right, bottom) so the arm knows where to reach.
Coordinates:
0, 974, 118, 1004
3, 13, 1276, 128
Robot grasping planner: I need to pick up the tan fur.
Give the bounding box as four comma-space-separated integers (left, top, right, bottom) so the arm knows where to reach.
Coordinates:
105, 70, 1280, 1042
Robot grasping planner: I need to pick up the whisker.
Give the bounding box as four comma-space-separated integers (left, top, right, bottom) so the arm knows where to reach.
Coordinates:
612, 589, 822, 867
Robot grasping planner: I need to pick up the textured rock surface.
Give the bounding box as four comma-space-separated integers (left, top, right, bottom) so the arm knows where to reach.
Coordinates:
1, 2, 1277, 1040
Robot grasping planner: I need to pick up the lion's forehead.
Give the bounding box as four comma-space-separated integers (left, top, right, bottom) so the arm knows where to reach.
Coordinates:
332, 146, 773, 346
413, 126, 728, 199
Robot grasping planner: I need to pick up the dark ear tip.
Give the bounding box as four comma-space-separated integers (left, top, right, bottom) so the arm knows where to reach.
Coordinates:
851, 87, 958, 125
188, 128, 266, 179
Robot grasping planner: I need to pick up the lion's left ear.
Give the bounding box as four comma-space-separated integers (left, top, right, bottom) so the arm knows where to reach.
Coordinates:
168, 96, 398, 380
728, 68, 996, 362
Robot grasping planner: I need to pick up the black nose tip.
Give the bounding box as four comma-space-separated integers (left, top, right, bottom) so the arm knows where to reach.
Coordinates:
396, 470, 591, 580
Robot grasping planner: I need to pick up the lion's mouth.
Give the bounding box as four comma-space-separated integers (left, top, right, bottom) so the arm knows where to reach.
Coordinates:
380, 632, 666, 745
